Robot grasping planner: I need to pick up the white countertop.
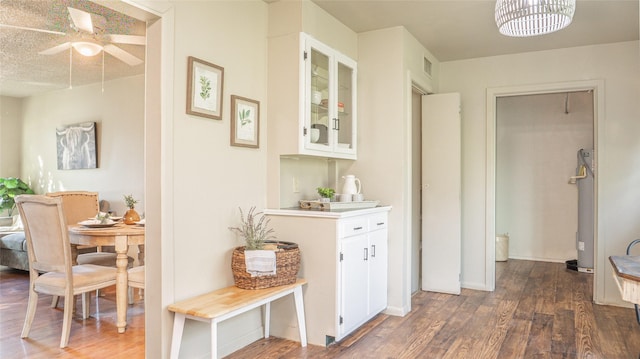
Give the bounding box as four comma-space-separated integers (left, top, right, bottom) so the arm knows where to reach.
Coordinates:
264, 205, 391, 219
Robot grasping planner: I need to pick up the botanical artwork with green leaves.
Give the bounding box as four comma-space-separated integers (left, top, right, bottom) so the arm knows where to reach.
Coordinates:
236, 103, 255, 141
193, 66, 218, 112
199, 76, 211, 101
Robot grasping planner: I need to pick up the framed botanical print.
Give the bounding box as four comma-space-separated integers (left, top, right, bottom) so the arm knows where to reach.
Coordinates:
230, 95, 260, 148
186, 56, 224, 120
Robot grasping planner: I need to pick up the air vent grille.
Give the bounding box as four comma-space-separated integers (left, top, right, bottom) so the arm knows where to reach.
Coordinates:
423, 57, 432, 76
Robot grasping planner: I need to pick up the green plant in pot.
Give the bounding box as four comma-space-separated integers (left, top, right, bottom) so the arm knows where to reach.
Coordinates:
0, 177, 34, 219
316, 187, 335, 202
123, 194, 141, 225
229, 206, 275, 250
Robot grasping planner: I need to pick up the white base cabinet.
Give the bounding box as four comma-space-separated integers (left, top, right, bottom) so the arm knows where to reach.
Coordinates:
265, 207, 390, 346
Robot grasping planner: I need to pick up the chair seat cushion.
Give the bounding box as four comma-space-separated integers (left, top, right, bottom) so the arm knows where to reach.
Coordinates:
128, 265, 145, 288
35, 264, 117, 295
0, 232, 27, 251
77, 252, 134, 267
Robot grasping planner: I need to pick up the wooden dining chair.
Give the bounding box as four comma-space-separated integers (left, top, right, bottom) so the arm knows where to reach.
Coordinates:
15, 195, 117, 348
127, 265, 145, 305
46, 191, 125, 313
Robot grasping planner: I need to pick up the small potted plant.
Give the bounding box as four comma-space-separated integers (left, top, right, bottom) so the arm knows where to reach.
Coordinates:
123, 194, 141, 225
229, 206, 275, 250
316, 187, 335, 202
228, 206, 300, 289
0, 177, 34, 226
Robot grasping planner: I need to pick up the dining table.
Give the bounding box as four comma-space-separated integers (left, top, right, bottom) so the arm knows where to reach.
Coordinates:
68, 223, 145, 333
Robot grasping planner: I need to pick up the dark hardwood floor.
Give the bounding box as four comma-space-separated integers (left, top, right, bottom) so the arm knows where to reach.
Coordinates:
2, 260, 639, 358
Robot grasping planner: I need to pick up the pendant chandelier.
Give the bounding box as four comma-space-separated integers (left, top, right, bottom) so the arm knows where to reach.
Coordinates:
495, 0, 576, 37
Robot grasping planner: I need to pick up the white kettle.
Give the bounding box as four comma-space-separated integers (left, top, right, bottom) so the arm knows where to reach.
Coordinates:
341, 175, 361, 196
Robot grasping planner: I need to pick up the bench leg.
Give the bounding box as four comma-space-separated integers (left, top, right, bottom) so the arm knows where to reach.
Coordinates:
170, 314, 186, 359
264, 302, 271, 339
210, 320, 218, 359
293, 286, 307, 347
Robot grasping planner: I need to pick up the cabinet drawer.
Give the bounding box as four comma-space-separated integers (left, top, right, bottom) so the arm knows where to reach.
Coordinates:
340, 218, 368, 238
368, 213, 388, 231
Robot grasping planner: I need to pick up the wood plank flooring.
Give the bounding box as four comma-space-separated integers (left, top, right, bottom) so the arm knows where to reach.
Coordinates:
0, 266, 145, 359
228, 260, 640, 359
2, 260, 639, 358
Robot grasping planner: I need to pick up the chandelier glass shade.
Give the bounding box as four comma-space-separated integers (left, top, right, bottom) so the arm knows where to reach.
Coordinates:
495, 0, 576, 37
72, 41, 103, 56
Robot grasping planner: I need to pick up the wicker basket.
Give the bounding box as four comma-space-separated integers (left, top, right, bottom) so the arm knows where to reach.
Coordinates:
231, 242, 300, 290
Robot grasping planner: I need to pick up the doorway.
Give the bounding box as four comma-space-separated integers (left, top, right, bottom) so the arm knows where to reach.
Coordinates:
486, 80, 604, 296
496, 91, 594, 264
411, 88, 422, 294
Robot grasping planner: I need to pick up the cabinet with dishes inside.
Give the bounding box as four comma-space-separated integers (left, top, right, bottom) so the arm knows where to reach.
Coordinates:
268, 32, 357, 160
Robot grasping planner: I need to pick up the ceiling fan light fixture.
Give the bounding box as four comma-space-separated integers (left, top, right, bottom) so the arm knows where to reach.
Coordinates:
495, 0, 576, 37
72, 41, 103, 56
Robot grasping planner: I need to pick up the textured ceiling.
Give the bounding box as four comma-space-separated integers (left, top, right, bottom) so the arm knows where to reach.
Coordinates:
0, 0, 146, 98
1, 1, 638, 98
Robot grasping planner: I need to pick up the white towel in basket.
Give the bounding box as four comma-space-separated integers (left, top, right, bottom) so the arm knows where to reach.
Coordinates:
244, 250, 276, 277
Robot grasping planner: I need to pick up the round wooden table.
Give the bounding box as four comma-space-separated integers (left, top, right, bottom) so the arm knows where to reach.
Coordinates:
69, 224, 145, 333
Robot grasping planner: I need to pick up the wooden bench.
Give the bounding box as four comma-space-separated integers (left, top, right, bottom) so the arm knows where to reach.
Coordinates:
610, 255, 640, 305
168, 278, 308, 359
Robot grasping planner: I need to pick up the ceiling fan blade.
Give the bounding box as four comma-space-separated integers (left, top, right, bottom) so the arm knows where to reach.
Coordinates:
39, 42, 72, 55
105, 34, 146, 46
104, 44, 143, 66
0, 24, 66, 36
67, 7, 94, 33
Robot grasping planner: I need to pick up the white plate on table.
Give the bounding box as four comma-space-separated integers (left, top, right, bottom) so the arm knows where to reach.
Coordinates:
135, 219, 145, 227
78, 220, 118, 228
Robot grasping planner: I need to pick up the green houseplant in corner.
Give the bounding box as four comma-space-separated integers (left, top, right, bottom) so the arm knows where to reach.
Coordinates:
0, 177, 34, 226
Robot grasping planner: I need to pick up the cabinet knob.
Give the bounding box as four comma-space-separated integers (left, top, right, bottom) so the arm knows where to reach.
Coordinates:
364, 247, 368, 261
371, 244, 376, 258
353, 226, 363, 231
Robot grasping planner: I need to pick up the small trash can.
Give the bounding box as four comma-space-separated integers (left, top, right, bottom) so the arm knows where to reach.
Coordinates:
496, 233, 509, 262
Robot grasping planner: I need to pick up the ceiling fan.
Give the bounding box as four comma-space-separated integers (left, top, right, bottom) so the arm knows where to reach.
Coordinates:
2, 6, 144, 66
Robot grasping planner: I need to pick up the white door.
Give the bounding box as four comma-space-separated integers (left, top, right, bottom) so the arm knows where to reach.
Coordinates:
368, 228, 388, 314
421, 93, 462, 294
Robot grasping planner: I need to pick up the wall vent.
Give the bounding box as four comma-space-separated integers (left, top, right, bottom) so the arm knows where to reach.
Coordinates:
423, 56, 432, 76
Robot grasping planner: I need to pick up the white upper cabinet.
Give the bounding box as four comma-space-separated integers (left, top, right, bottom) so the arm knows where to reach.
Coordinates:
302, 34, 357, 159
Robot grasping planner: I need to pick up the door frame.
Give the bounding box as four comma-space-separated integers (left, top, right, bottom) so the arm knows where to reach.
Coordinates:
485, 80, 604, 298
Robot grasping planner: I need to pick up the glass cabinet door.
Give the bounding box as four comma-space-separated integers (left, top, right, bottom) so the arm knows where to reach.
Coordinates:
309, 46, 331, 151
335, 58, 355, 153
303, 34, 357, 159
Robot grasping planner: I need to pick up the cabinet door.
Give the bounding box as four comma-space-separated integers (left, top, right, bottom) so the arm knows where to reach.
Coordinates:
368, 228, 388, 314
305, 37, 333, 153
302, 34, 357, 159
340, 234, 369, 336
334, 53, 357, 155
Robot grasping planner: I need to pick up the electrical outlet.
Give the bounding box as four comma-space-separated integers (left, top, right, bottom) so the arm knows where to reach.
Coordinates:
292, 177, 299, 193
578, 241, 585, 251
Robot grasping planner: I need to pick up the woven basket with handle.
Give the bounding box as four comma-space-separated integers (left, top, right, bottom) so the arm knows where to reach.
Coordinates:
231, 241, 300, 290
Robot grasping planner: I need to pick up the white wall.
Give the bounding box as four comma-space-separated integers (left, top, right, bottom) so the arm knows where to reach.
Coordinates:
167, 2, 269, 357
18, 76, 144, 216
352, 26, 439, 315
0, 96, 22, 178
496, 92, 594, 262
440, 41, 640, 305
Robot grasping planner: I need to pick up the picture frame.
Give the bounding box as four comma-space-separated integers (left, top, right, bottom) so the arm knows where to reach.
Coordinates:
56, 121, 97, 170
186, 56, 224, 120
230, 95, 260, 148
